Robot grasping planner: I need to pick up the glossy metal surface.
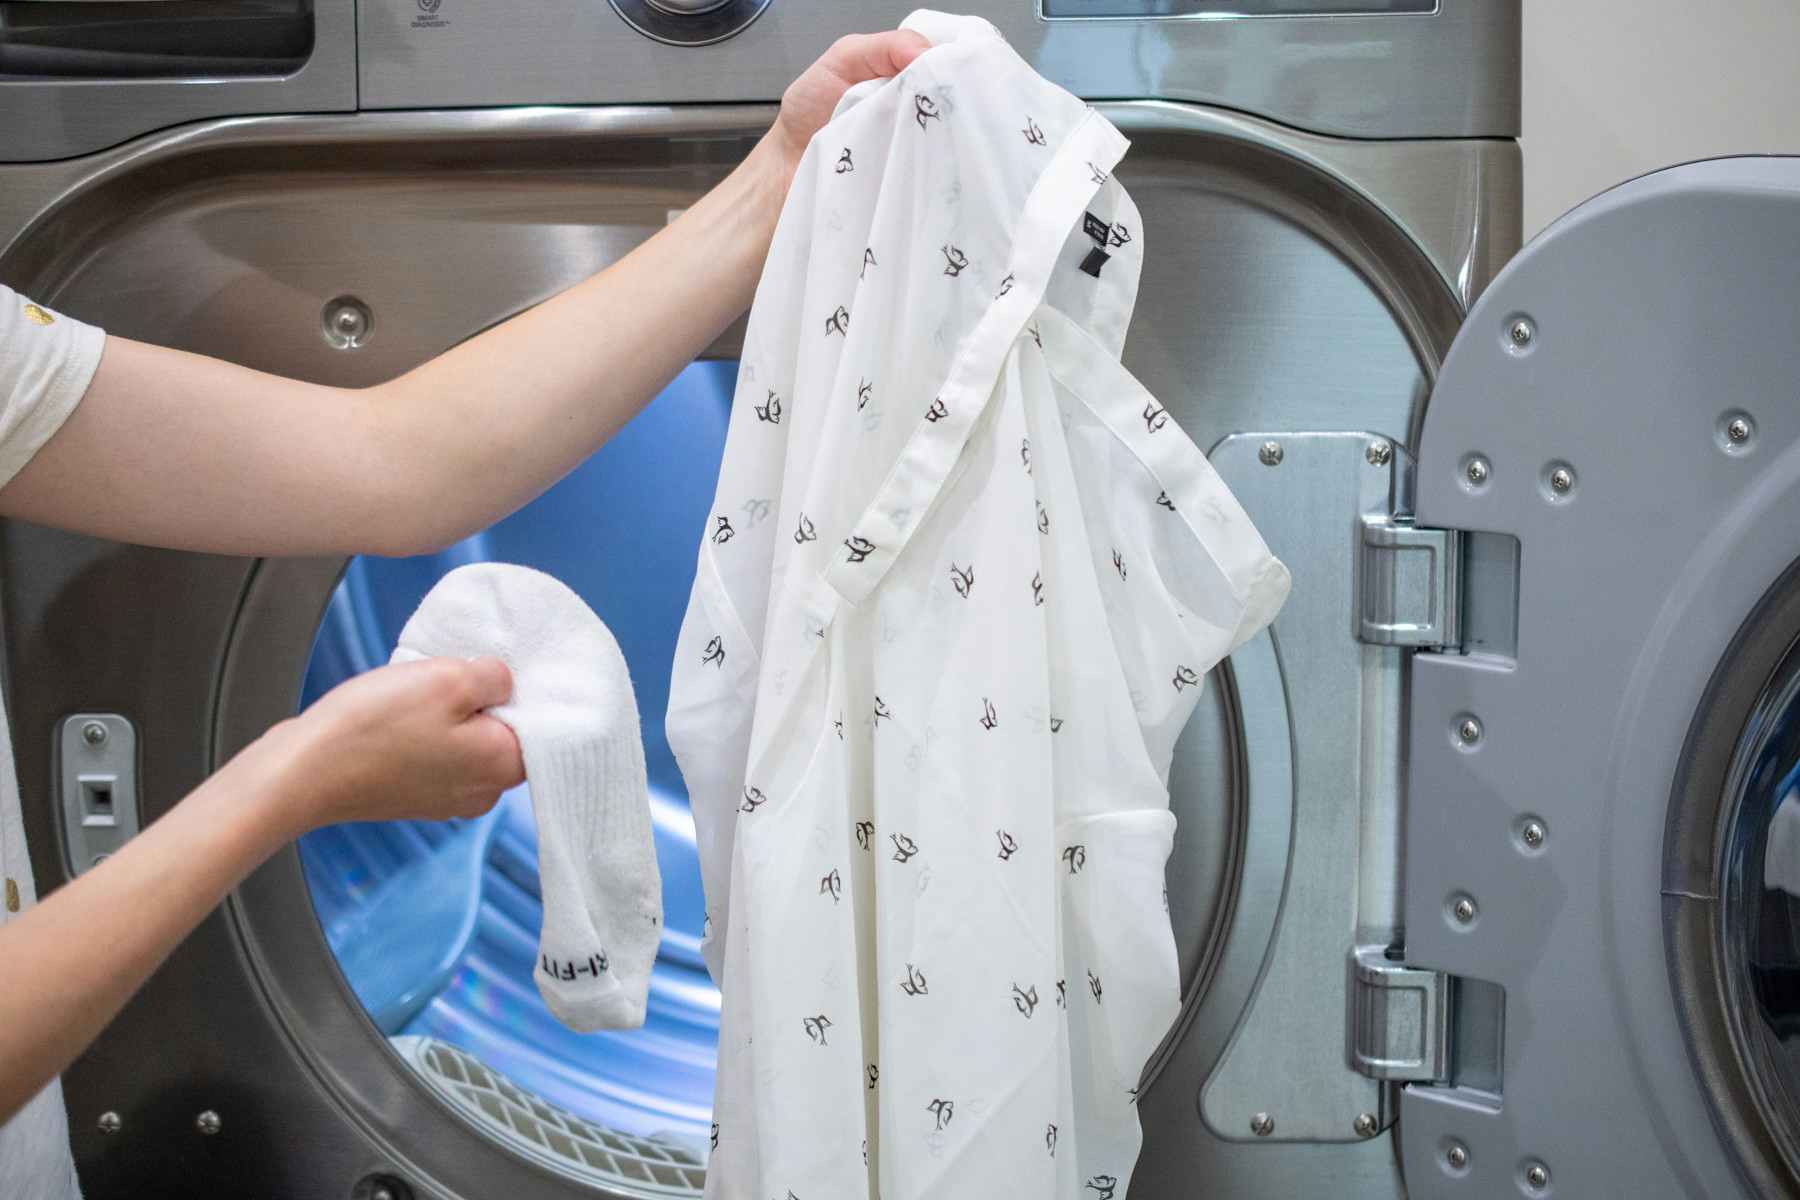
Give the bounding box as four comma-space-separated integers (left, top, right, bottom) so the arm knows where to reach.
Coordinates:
356, 0, 1516, 142
0, 0, 356, 162
1199, 433, 1407, 1144
0, 102, 1513, 1196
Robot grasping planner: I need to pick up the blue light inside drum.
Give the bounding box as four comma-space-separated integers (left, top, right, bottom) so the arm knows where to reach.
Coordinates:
296, 361, 734, 1145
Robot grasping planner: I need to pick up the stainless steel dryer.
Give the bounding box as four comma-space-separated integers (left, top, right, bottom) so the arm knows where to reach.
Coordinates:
4, 3, 1697, 1197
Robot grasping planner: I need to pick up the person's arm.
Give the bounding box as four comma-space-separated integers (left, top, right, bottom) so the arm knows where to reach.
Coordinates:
0, 32, 926, 559
0, 655, 525, 1123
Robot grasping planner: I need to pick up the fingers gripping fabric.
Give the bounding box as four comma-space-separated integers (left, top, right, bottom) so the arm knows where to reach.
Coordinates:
393, 562, 661, 1032
667, 11, 1289, 1199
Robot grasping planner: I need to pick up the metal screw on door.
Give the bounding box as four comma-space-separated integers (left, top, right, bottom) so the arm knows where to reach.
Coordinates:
1453, 897, 1477, 924
1353, 1112, 1378, 1138
1508, 319, 1533, 347
1446, 1142, 1469, 1170
1549, 467, 1574, 495
1259, 441, 1284, 467
1522, 820, 1546, 849
195, 1110, 221, 1136
1465, 457, 1490, 485
1250, 1112, 1275, 1137
81, 721, 107, 747
1525, 1162, 1551, 1191
96, 1111, 120, 1135
1458, 717, 1482, 746
1365, 441, 1392, 467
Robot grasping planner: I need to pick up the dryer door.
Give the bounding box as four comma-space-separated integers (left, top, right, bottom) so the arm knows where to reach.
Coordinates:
1399, 156, 1800, 1200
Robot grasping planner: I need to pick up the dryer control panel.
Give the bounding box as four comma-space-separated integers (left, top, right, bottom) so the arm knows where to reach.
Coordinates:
355, 0, 1512, 140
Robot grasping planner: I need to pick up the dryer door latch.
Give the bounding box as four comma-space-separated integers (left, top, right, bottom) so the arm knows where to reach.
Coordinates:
1355, 516, 1462, 650
1350, 946, 1450, 1083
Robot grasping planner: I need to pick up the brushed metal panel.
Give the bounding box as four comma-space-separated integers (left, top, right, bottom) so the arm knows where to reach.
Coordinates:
355, 0, 1517, 141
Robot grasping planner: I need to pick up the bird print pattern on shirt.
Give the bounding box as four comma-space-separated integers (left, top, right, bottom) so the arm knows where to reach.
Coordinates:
1172, 665, 1200, 692
1156, 489, 1175, 511
664, 27, 1291, 1197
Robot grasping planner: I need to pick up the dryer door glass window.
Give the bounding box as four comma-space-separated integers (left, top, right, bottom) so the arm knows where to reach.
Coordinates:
295, 361, 732, 1193
1720, 633, 1800, 1179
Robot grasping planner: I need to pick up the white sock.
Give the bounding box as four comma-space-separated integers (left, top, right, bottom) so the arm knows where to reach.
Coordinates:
391, 562, 661, 1032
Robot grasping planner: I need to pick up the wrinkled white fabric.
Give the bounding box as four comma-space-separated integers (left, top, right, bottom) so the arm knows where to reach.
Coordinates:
0, 283, 100, 1200
667, 14, 1289, 1199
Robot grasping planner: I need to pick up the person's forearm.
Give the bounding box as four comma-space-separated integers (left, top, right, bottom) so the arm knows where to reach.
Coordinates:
0, 136, 790, 559
0, 730, 302, 1122
366, 137, 789, 554
0, 30, 924, 558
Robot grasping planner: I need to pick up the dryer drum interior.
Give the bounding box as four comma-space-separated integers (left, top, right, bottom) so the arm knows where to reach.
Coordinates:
0, 102, 1485, 1198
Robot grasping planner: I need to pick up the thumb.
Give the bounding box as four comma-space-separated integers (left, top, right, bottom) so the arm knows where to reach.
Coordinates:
455, 655, 514, 715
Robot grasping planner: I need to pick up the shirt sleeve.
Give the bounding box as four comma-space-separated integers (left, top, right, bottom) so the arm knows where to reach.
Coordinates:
0, 284, 105, 490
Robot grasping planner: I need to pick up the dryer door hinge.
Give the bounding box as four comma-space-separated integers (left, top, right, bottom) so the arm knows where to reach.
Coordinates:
1350, 946, 1451, 1083
1356, 516, 1462, 650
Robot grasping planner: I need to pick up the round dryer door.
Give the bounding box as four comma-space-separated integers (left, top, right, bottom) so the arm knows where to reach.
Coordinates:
1400, 156, 1800, 1200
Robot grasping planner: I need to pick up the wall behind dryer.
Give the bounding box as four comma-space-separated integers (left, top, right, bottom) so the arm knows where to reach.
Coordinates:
1523, 0, 1800, 237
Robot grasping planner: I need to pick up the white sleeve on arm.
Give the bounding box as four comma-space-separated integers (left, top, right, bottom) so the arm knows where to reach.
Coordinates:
0, 284, 105, 489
